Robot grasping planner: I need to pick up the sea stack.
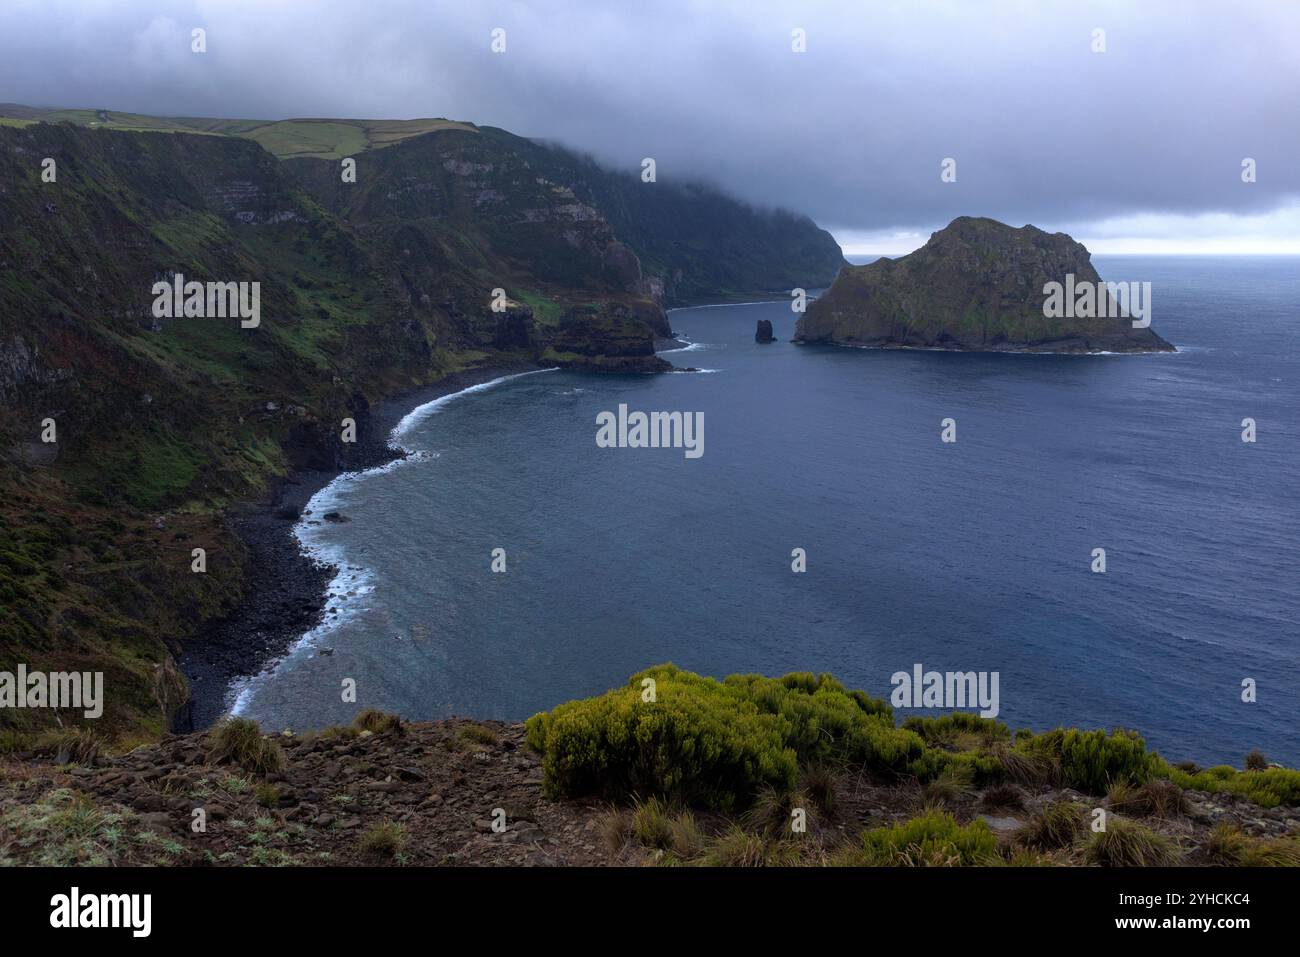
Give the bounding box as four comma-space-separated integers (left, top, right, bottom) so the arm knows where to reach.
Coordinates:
794, 217, 1174, 353
755, 319, 775, 343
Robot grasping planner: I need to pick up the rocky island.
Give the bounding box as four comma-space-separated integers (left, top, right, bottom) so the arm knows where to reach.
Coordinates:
794, 217, 1175, 353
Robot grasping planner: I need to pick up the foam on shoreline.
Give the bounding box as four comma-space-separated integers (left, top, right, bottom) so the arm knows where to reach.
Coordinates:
227, 368, 558, 718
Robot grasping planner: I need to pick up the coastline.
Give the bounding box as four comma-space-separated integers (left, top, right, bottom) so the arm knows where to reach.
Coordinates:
177, 301, 735, 732
174, 361, 543, 731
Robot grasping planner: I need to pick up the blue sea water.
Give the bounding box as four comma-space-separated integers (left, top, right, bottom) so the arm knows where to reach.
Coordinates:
233, 256, 1300, 766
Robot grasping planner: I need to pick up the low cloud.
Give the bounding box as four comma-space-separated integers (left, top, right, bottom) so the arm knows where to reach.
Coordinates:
3, 0, 1296, 250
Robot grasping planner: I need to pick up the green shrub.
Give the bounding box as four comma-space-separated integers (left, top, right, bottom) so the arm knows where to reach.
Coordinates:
903, 712, 1011, 751
526, 665, 796, 810
910, 748, 1005, 786
1160, 760, 1300, 808
723, 671, 919, 768
526, 664, 920, 810
1084, 818, 1180, 866
1016, 728, 1155, 793
857, 810, 997, 866
206, 718, 285, 776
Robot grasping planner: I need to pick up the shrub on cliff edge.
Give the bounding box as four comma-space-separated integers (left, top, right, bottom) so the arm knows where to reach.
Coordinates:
525, 664, 922, 810
1013, 727, 1155, 793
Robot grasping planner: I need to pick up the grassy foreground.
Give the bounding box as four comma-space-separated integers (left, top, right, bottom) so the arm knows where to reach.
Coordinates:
2, 665, 1297, 867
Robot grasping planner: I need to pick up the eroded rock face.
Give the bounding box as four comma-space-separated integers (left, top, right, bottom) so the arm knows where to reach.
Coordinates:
755, 319, 775, 343
541, 302, 671, 373
795, 217, 1174, 353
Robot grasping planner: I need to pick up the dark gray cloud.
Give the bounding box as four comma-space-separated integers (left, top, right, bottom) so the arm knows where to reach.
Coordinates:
3, 0, 1297, 251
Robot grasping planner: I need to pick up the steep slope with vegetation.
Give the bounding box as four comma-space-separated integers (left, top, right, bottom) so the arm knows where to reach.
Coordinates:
0, 112, 845, 743
0, 121, 462, 743
795, 216, 1174, 352
2, 666, 1296, 867
0, 104, 848, 306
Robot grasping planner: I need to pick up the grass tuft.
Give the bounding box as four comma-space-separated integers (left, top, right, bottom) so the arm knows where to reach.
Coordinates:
457, 723, 499, 747
359, 820, 405, 859
352, 710, 403, 735
206, 718, 285, 775
1109, 778, 1189, 819
1015, 800, 1088, 850
1084, 818, 1180, 866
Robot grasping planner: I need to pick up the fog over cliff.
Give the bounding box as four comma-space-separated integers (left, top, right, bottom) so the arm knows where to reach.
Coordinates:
2, 0, 1297, 252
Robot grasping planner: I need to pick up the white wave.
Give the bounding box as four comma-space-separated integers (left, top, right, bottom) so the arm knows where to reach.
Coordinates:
392, 367, 558, 448
670, 340, 714, 354
227, 367, 558, 718
666, 298, 789, 313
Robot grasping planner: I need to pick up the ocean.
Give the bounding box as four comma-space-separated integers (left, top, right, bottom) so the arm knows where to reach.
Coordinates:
231, 256, 1300, 766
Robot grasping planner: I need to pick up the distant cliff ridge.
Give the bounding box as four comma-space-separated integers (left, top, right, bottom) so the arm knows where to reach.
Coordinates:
794, 217, 1174, 353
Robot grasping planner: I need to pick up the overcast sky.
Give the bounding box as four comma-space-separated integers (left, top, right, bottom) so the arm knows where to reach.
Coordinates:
3, 0, 1298, 253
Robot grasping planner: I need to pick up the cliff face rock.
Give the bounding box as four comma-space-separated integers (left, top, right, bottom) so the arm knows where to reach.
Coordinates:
541, 303, 671, 373
794, 217, 1174, 353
